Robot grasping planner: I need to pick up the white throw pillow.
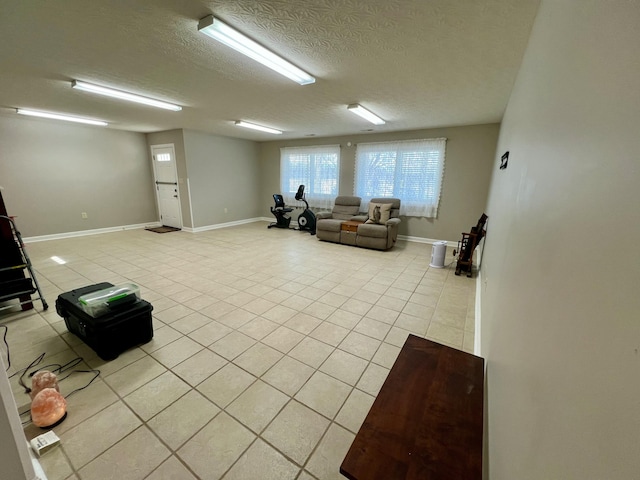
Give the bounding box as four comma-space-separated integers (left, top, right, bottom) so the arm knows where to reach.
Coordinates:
365, 202, 392, 224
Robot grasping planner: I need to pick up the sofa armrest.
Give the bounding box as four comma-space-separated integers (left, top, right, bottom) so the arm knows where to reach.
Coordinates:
351, 215, 368, 223
385, 218, 401, 227
316, 212, 334, 220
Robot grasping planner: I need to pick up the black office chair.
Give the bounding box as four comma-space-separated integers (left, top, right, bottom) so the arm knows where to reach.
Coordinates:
268, 194, 294, 229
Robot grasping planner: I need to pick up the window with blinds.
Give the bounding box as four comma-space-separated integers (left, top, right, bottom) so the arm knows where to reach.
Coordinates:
280, 145, 340, 209
354, 138, 446, 217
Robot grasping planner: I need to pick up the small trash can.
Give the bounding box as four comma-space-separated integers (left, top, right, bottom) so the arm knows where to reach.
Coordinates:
429, 241, 447, 268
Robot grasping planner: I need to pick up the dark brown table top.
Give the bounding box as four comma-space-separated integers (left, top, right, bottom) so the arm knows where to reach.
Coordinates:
340, 335, 484, 480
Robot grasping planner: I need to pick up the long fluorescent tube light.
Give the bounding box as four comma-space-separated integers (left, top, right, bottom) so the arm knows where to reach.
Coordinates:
235, 121, 282, 135
347, 104, 386, 125
72, 80, 182, 111
16, 109, 108, 126
198, 15, 315, 86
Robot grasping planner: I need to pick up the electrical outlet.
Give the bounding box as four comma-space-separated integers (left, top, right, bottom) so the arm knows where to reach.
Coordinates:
81, 212, 88, 219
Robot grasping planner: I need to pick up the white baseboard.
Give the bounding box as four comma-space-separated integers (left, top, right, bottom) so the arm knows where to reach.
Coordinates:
474, 269, 482, 357
22, 218, 464, 251
22, 222, 161, 243
261, 217, 304, 228
398, 235, 460, 246
260, 220, 459, 245
183, 217, 264, 233
29, 443, 48, 480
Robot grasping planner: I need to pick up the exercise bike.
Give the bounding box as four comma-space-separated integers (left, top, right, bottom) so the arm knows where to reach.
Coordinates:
267, 194, 294, 229
294, 185, 316, 235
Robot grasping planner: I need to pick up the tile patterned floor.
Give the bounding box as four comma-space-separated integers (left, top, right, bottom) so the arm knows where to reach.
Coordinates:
1, 222, 476, 480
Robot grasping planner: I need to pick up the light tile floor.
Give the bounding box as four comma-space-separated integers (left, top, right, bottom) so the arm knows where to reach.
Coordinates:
1, 222, 476, 480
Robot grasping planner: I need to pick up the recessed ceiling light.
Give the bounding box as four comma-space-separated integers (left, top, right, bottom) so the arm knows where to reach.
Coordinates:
347, 104, 385, 125
234, 120, 282, 135
16, 109, 108, 126
198, 15, 315, 86
72, 81, 182, 111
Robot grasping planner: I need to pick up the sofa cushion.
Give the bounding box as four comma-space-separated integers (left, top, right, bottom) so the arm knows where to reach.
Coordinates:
326, 196, 361, 220
334, 196, 362, 207
357, 223, 388, 238
316, 211, 334, 220
365, 202, 392, 224
333, 205, 360, 220
316, 218, 343, 232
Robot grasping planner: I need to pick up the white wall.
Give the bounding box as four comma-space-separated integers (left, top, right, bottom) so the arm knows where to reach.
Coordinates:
0, 114, 157, 237
0, 356, 37, 480
481, 1, 640, 478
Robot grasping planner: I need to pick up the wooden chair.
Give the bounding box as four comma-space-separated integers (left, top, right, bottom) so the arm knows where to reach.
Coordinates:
454, 214, 488, 277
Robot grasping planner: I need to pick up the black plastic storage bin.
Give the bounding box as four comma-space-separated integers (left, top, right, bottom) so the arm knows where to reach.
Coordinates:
56, 282, 154, 360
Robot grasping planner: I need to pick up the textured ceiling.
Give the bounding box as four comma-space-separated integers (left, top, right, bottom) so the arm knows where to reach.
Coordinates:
0, 0, 540, 140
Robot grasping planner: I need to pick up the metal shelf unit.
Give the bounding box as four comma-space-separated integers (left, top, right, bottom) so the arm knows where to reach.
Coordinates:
0, 215, 48, 312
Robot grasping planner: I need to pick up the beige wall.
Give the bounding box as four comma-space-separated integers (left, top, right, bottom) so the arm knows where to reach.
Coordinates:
482, 1, 640, 478
0, 115, 496, 240
0, 114, 157, 237
146, 129, 191, 228
183, 130, 261, 228
259, 124, 498, 242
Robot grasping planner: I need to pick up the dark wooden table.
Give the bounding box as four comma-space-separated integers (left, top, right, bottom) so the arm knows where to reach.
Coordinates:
340, 335, 484, 480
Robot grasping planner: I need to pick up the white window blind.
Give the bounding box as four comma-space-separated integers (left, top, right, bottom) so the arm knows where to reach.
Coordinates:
280, 145, 340, 209
354, 138, 446, 217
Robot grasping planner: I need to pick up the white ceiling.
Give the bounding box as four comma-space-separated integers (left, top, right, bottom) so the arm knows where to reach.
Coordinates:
0, 0, 540, 141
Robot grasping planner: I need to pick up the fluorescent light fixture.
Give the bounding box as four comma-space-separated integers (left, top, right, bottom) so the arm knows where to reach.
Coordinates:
50, 256, 66, 265
347, 104, 386, 125
72, 80, 182, 111
234, 120, 282, 135
16, 109, 108, 126
198, 15, 315, 86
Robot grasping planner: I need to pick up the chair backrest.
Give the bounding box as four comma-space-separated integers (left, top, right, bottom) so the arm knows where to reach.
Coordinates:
273, 194, 285, 209
470, 213, 488, 243
473, 213, 488, 232
369, 198, 401, 219
332, 196, 361, 220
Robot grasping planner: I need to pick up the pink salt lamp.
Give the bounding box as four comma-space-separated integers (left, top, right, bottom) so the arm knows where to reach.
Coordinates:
30, 370, 60, 400
31, 388, 67, 428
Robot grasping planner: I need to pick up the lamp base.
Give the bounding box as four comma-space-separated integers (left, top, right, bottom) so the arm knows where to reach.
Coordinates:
34, 411, 67, 430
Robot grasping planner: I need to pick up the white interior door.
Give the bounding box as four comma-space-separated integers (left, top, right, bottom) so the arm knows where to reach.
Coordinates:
151, 144, 182, 229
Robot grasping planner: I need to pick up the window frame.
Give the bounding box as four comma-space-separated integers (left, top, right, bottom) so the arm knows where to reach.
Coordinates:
280, 145, 340, 209
354, 138, 446, 218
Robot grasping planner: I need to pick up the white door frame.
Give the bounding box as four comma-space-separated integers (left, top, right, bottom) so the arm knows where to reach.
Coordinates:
150, 143, 183, 228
